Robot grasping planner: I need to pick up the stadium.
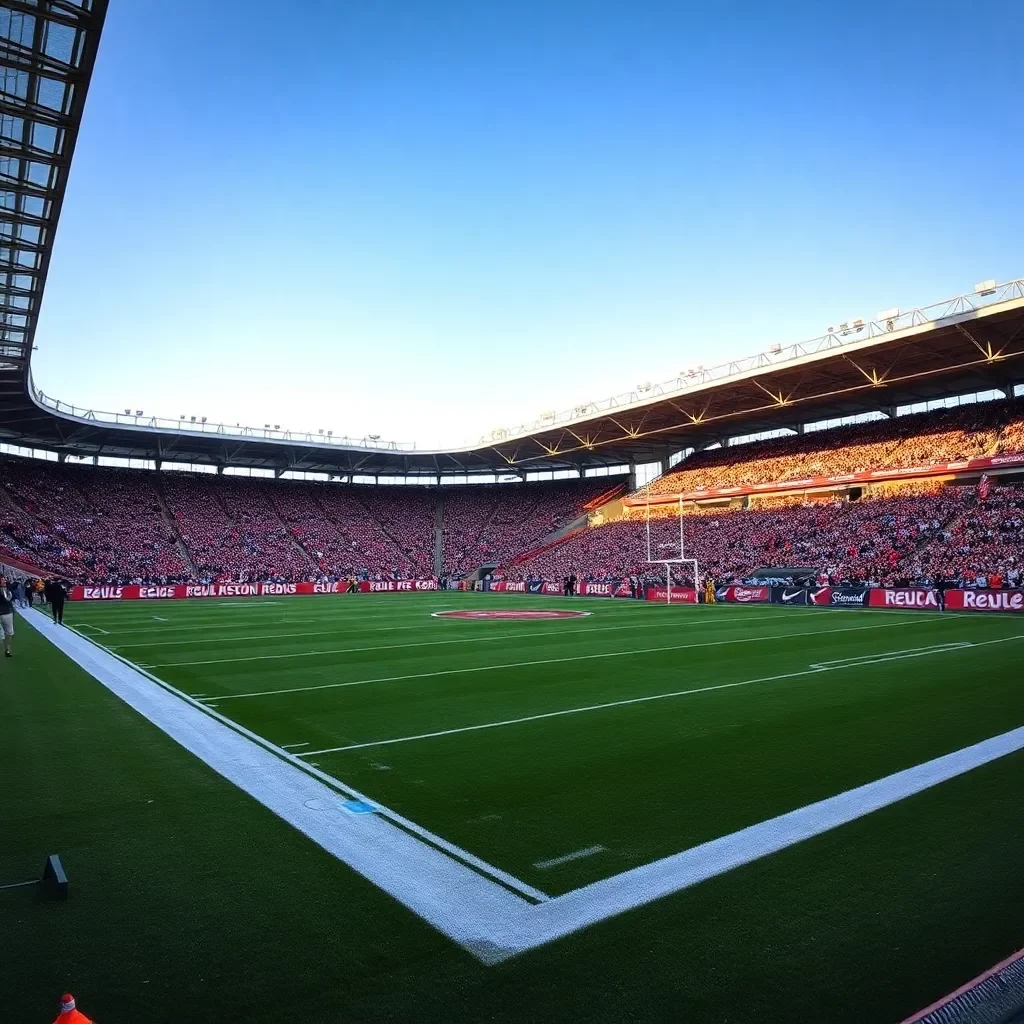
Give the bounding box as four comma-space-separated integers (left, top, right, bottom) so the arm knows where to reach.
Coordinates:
3, 3, 1024, 1023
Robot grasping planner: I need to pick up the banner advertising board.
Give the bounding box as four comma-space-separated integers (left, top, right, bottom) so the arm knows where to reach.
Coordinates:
715, 585, 770, 603
943, 589, 1024, 613
70, 579, 438, 601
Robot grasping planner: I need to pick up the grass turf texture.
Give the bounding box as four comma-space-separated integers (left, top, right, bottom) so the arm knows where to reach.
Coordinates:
3, 592, 1022, 1021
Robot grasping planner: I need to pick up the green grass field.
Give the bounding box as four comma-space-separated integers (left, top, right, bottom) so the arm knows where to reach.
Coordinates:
6, 592, 1024, 1022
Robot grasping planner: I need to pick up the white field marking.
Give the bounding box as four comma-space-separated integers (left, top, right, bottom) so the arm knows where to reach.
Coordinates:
211, 617, 937, 703
281, 741, 310, 750
152, 615, 168, 622
299, 634, 1024, 756
73, 622, 110, 636
71, 596, 850, 633
522, 723, 1024, 958
810, 642, 973, 670
20, 605, 551, 918
0, 878, 39, 890
20, 606, 1024, 964
151, 611, 814, 668
105, 609, 813, 650
534, 846, 606, 870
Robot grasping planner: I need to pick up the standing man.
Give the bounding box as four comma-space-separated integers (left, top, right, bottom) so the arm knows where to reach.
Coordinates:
0, 577, 13, 657
46, 578, 67, 625
12, 577, 25, 608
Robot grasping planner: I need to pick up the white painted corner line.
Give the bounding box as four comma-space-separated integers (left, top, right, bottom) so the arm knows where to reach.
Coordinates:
21, 605, 1024, 966
534, 846, 606, 870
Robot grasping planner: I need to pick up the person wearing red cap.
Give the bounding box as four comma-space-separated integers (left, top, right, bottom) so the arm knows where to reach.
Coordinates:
53, 993, 94, 1023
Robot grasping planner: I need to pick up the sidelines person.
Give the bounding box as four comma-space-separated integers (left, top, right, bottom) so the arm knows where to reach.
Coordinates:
703, 576, 716, 604
53, 992, 95, 1023
0, 577, 13, 657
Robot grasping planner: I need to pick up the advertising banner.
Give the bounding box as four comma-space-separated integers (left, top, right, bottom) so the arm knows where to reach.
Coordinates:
943, 589, 1024, 613
867, 588, 941, 610
490, 581, 562, 595
716, 585, 770, 603
771, 586, 813, 606
70, 579, 438, 601
828, 587, 869, 608
644, 586, 698, 603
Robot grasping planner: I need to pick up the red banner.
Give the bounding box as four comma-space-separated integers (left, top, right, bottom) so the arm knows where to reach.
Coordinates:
717, 585, 770, 603
943, 589, 1024, 613
489, 581, 564, 595
70, 580, 438, 601
622, 452, 1024, 507
645, 586, 698, 603
867, 588, 940, 610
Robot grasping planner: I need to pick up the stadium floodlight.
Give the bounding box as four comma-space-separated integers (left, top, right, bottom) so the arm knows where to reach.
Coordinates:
124, 408, 130, 415
200, 416, 207, 423
327, 431, 333, 437
769, 344, 782, 354
274, 424, 280, 430
136, 410, 143, 416
190, 415, 196, 422
975, 280, 996, 296
368, 433, 380, 442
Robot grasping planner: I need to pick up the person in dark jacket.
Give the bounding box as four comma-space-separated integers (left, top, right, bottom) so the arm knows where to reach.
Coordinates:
46, 579, 67, 625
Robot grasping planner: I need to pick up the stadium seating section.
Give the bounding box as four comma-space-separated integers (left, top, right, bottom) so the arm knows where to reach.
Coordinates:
642, 397, 1024, 495
1, 398, 1022, 588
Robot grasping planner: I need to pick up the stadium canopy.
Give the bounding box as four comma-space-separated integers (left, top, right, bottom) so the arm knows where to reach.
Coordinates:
0, 3, 1022, 479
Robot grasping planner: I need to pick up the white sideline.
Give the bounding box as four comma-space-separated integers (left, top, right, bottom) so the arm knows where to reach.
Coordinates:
207, 617, 935, 702
24, 605, 1024, 965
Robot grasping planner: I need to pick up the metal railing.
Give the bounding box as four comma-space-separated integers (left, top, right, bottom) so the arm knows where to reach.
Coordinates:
29, 277, 1024, 454
473, 278, 1024, 445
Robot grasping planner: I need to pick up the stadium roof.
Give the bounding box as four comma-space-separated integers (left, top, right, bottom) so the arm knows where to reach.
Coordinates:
0, 3, 1022, 479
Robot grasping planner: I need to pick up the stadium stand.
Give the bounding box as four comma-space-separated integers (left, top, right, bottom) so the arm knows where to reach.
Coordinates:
642, 398, 1024, 496
513, 484, 1024, 588
2, 399, 1023, 589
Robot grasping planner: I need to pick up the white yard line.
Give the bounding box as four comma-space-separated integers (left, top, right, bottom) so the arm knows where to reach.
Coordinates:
18, 605, 1024, 964
209, 618, 936, 703
534, 846, 606, 870
73, 622, 110, 636
151, 612, 813, 668
108, 610, 806, 651
299, 635, 1024, 756
281, 741, 310, 750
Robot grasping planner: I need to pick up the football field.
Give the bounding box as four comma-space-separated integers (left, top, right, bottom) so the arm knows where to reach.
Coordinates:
8, 592, 1024, 1022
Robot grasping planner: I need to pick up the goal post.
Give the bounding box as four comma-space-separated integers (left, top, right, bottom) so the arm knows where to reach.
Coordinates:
643, 493, 700, 603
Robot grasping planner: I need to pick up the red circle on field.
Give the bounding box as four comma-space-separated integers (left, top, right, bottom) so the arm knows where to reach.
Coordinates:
432, 609, 592, 620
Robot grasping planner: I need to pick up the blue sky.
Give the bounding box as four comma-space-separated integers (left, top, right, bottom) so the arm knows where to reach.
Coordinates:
33, 0, 1024, 448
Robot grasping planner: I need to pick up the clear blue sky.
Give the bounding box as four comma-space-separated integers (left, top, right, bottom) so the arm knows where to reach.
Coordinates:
33, 0, 1024, 448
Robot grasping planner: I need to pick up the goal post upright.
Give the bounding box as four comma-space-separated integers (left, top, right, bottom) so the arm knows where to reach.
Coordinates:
644, 490, 700, 604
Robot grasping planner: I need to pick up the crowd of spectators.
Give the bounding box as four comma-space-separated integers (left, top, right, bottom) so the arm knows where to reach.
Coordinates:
441, 479, 612, 575
644, 398, 1024, 497
1, 394, 1021, 591
513, 484, 1024, 589
0, 461, 617, 585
